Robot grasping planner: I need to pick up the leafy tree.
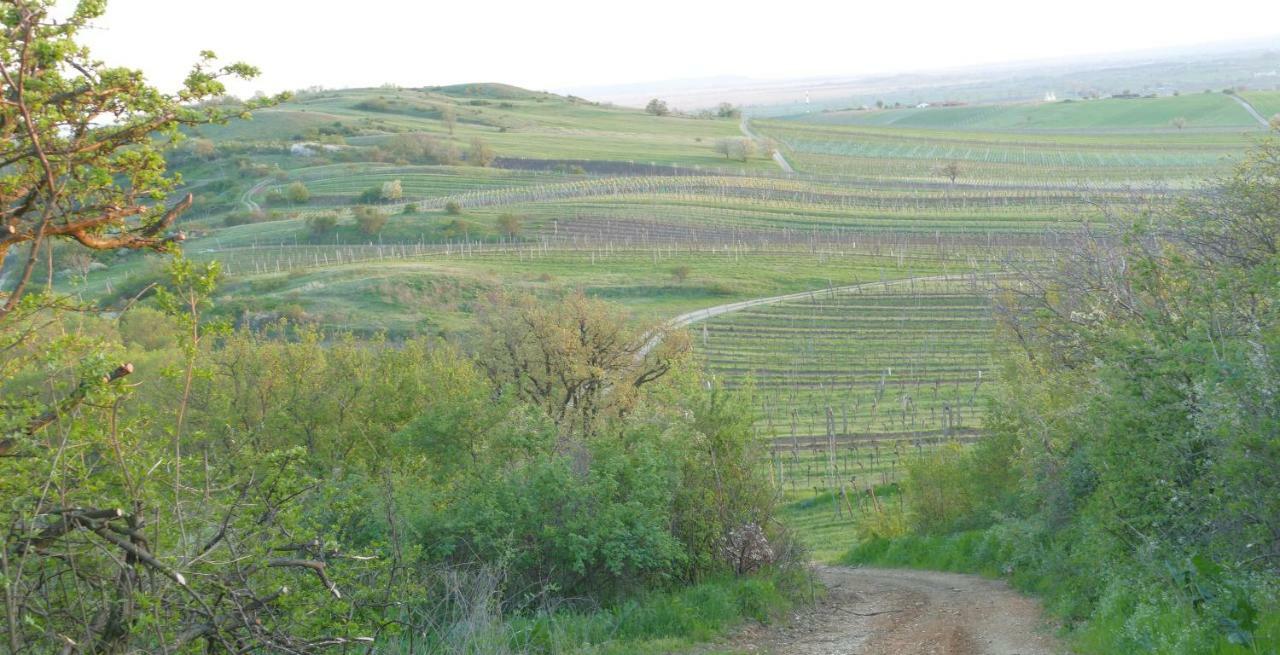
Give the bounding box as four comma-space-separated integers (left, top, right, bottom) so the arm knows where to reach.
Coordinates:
645, 98, 670, 116
440, 104, 457, 134
496, 212, 523, 238
469, 137, 496, 166
714, 137, 755, 161
0, 1, 280, 321
286, 180, 311, 203
353, 205, 387, 236
380, 178, 403, 201
444, 200, 463, 215
716, 102, 741, 118
476, 292, 691, 434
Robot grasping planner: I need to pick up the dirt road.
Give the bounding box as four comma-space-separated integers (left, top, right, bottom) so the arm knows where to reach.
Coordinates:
727, 565, 1063, 655
741, 118, 795, 174
1228, 94, 1271, 129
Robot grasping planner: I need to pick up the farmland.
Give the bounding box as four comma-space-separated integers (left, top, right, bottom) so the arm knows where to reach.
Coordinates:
68, 85, 1252, 448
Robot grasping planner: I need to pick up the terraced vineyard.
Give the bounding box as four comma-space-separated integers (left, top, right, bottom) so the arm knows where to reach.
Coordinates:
691, 276, 1002, 490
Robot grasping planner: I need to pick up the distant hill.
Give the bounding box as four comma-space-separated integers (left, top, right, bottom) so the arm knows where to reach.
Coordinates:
427, 82, 552, 100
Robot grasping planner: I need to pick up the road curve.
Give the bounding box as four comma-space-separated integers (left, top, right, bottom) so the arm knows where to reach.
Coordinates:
724, 565, 1063, 654
741, 117, 796, 174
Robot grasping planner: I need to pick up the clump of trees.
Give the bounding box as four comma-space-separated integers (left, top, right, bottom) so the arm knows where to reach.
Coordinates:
717, 102, 741, 118
714, 137, 757, 161
384, 133, 461, 165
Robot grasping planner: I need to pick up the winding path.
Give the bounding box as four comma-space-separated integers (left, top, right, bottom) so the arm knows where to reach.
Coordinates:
723, 565, 1063, 654
742, 117, 796, 174
1228, 93, 1271, 129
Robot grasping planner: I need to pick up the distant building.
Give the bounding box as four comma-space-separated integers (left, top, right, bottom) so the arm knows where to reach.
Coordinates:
915, 102, 930, 109
1044, 91, 1057, 102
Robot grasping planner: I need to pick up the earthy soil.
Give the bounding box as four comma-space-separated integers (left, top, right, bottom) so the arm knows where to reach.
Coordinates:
725, 565, 1064, 655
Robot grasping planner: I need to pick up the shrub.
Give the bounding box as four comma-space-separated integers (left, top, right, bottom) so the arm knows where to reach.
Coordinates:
495, 213, 522, 238
353, 206, 387, 236
444, 200, 463, 215
306, 212, 338, 237
285, 181, 310, 203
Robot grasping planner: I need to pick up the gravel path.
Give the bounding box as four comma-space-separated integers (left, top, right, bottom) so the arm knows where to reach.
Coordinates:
724, 565, 1063, 655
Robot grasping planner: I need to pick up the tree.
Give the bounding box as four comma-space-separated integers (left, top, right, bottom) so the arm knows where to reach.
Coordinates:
353, 206, 387, 235
645, 98, 670, 116
444, 200, 463, 215
469, 137, 496, 167
671, 265, 692, 281
496, 212, 523, 238
381, 179, 403, 201
0, 1, 279, 321
189, 137, 217, 159
714, 137, 755, 162
938, 161, 961, 184
1171, 116, 1187, 130
440, 105, 457, 134
477, 292, 691, 434
716, 102, 741, 119
1271, 113, 1280, 131
286, 181, 311, 203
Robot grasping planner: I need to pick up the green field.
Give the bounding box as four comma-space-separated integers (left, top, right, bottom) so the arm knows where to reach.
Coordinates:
797, 92, 1263, 130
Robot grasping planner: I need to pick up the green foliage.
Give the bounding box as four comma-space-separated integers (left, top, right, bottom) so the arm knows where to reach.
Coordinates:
848, 139, 1280, 653
353, 206, 388, 236
286, 180, 311, 203
0, 0, 281, 315
306, 212, 338, 237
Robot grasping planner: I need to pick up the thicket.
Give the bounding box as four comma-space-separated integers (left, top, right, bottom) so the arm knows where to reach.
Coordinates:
848, 139, 1280, 653
2, 273, 796, 651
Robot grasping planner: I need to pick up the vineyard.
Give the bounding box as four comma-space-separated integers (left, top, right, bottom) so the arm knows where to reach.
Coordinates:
753, 119, 1253, 183
78, 85, 1250, 497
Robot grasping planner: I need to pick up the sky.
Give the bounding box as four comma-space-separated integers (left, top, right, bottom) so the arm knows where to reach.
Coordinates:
67, 0, 1280, 97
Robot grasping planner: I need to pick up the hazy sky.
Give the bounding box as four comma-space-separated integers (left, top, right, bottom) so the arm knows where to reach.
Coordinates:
70, 0, 1280, 97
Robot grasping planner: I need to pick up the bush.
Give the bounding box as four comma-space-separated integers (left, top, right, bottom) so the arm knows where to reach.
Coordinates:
444, 200, 463, 215
353, 206, 387, 236
306, 212, 338, 237
495, 213, 522, 238
285, 181, 310, 203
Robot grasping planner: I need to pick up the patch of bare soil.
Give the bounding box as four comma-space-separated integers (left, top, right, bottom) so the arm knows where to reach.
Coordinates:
723, 565, 1063, 655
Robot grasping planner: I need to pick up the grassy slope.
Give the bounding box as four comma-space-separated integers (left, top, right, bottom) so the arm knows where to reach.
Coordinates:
1242, 90, 1280, 120
193, 87, 772, 172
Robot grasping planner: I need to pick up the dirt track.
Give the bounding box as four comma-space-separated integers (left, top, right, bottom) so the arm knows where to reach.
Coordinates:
727, 565, 1063, 655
